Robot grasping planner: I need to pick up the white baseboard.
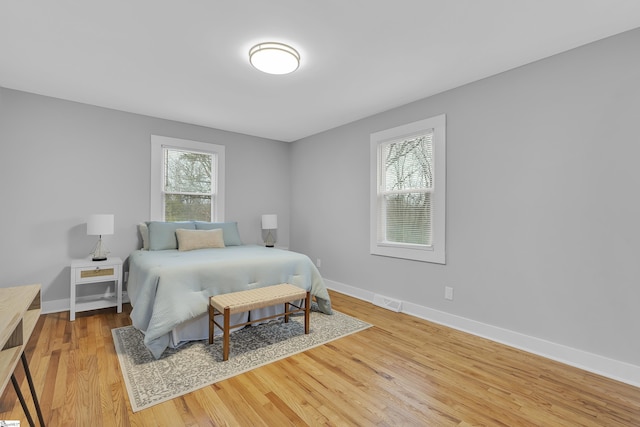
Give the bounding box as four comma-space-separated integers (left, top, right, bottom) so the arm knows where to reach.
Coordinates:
42, 292, 130, 315
42, 297, 70, 314
325, 279, 640, 388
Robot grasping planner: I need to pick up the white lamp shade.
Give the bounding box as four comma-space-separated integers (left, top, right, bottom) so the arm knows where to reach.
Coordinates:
87, 214, 114, 236
261, 214, 277, 230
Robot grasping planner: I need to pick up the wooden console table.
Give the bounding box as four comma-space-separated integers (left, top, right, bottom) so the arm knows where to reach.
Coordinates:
0, 284, 46, 426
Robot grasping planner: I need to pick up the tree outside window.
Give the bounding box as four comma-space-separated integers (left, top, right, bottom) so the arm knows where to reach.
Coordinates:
381, 134, 433, 246
163, 148, 214, 221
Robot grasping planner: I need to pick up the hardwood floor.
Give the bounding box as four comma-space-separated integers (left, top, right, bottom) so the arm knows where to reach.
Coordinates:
1, 290, 639, 426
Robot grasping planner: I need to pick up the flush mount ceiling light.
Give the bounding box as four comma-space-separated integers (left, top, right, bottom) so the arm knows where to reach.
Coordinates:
249, 42, 300, 75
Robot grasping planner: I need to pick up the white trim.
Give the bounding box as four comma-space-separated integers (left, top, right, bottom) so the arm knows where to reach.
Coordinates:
43, 292, 130, 315
324, 278, 640, 388
370, 114, 446, 264
325, 279, 376, 303
42, 297, 70, 314
150, 135, 225, 222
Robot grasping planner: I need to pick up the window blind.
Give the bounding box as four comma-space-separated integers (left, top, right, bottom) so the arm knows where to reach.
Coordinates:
378, 132, 434, 246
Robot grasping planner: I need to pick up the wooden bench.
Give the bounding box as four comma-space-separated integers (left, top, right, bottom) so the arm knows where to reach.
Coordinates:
208, 283, 311, 361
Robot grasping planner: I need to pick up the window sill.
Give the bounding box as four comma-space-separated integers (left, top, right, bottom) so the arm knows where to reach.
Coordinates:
371, 243, 445, 264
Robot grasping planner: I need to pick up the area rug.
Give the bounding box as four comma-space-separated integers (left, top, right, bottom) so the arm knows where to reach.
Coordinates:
112, 305, 371, 412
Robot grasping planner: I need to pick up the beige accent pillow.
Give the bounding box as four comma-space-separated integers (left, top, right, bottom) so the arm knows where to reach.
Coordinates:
138, 222, 149, 250
176, 228, 225, 251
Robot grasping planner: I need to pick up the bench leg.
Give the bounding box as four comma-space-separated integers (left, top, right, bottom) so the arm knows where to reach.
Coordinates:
284, 302, 290, 323
208, 304, 214, 345
223, 308, 230, 361
305, 291, 311, 334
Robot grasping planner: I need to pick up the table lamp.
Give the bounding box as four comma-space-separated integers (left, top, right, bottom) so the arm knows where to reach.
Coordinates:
87, 214, 114, 261
261, 214, 277, 248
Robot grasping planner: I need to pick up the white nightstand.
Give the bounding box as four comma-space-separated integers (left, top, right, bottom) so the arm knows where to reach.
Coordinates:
70, 257, 123, 321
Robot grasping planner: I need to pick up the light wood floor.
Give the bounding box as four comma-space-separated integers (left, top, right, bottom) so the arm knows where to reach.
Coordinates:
1, 290, 639, 426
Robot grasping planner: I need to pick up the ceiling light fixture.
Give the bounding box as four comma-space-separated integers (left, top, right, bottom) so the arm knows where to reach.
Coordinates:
249, 42, 300, 75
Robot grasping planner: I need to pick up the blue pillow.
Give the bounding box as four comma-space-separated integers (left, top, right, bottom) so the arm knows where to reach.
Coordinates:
194, 221, 242, 246
148, 221, 196, 250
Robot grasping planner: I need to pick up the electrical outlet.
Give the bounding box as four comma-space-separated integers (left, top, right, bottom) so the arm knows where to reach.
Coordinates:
316, 258, 322, 268
445, 286, 454, 301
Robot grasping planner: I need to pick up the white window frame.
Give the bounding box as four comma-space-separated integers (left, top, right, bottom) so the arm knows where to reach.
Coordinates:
370, 114, 446, 264
150, 135, 225, 222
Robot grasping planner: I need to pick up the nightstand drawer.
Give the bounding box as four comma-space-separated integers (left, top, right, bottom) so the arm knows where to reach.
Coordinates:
80, 267, 115, 278
75, 266, 117, 282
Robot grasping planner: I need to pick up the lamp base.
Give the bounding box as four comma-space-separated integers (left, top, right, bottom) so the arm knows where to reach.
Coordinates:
90, 236, 110, 262
263, 229, 277, 248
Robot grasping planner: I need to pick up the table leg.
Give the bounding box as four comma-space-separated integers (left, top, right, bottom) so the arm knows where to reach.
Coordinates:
21, 352, 46, 426
11, 374, 36, 427
116, 276, 122, 314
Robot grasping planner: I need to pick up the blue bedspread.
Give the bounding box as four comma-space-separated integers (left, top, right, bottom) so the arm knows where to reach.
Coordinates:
127, 245, 332, 358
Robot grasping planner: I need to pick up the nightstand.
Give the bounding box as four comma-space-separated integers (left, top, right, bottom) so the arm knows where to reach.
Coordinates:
70, 257, 123, 321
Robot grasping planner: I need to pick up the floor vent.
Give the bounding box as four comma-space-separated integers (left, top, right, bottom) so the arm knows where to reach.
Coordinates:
372, 294, 402, 312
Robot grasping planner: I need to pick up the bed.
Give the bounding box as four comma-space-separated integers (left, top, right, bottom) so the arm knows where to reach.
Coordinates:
127, 221, 332, 359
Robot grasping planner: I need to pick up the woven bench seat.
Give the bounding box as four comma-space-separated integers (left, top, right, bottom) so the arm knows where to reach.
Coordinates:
208, 283, 311, 361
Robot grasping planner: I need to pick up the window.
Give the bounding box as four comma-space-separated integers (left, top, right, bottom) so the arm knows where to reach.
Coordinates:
150, 135, 225, 222
370, 114, 445, 263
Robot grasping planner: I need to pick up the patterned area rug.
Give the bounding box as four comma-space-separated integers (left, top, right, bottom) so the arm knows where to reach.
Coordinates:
112, 305, 371, 412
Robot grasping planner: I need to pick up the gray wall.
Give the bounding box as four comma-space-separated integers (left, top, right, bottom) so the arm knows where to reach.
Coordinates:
0, 88, 290, 303
1, 27, 637, 374
290, 28, 640, 367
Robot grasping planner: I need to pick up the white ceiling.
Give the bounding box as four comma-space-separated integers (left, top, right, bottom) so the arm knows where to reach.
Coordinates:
2, 1, 640, 142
